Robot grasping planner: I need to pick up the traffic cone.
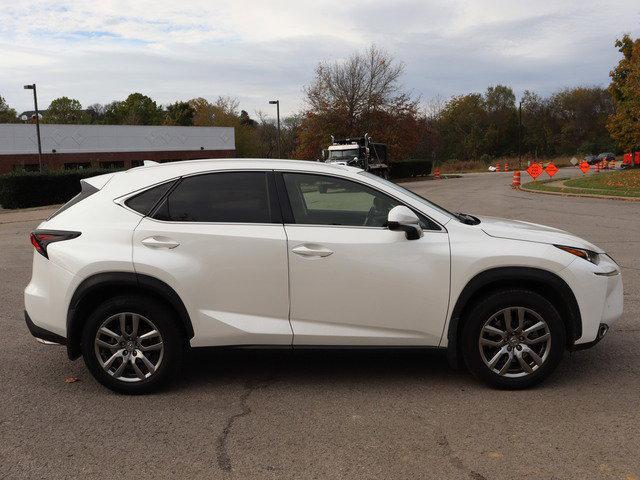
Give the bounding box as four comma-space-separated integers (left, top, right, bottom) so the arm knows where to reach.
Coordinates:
504, 163, 509, 172
511, 170, 521, 189
496, 163, 501, 172
434, 168, 441, 179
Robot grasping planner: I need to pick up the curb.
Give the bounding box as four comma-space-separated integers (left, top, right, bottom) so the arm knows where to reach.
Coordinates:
519, 185, 640, 202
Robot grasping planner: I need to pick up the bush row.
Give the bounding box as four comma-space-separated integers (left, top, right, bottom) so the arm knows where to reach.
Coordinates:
0, 169, 117, 209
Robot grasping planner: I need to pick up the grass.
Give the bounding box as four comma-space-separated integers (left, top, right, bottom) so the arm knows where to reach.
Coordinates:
522, 168, 640, 198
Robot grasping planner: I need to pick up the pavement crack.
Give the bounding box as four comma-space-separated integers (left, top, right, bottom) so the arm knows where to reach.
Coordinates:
436, 430, 488, 480
216, 370, 279, 472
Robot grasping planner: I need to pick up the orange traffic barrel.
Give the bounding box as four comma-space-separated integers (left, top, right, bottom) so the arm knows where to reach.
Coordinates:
511, 170, 521, 189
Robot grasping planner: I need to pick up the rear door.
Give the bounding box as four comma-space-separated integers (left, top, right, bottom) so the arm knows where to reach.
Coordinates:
131, 170, 292, 347
279, 172, 451, 346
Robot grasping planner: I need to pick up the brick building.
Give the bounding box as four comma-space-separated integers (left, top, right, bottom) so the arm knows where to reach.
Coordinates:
0, 124, 235, 174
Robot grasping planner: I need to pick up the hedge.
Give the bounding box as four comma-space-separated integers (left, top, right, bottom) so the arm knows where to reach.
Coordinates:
389, 159, 433, 179
0, 169, 118, 209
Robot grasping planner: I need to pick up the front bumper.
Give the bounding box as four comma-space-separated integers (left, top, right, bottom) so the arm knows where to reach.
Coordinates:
25, 311, 66, 346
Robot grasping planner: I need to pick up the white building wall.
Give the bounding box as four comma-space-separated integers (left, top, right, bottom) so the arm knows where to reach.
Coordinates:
0, 124, 235, 154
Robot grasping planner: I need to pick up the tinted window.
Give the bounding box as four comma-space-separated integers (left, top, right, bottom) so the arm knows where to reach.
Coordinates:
282, 173, 401, 227
125, 181, 174, 215
153, 172, 272, 223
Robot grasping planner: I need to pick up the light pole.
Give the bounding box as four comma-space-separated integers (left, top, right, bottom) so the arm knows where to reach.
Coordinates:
23, 84, 43, 171
269, 100, 281, 158
517, 97, 524, 169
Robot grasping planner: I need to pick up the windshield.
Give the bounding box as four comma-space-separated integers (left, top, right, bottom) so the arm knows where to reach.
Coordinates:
328, 148, 359, 161
358, 171, 457, 220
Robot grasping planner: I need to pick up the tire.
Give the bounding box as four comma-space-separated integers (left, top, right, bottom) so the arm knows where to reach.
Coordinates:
81, 294, 184, 394
461, 289, 566, 389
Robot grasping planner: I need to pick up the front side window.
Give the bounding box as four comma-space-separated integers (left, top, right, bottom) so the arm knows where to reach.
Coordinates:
153, 172, 273, 223
282, 173, 401, 227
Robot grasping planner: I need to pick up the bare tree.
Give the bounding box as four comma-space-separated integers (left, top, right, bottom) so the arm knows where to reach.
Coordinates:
304, 45, 414, 133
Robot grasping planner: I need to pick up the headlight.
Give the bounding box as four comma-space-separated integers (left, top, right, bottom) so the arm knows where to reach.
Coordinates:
554, 245, 599, 265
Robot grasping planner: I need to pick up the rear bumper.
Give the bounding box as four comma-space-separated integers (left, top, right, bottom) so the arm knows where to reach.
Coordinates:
25, 310, 66, 346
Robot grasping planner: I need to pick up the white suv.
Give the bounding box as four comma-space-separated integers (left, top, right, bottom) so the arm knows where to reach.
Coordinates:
25, 159, 623, 393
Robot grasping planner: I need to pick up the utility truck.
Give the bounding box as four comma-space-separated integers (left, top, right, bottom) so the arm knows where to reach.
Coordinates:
323, 134, 390, 179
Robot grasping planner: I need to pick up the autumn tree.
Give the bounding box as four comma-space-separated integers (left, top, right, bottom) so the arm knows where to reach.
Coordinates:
42, 97, 90, 124
0, 95, 17, 123
296, 45, 420, 160
607, 34, 640, 151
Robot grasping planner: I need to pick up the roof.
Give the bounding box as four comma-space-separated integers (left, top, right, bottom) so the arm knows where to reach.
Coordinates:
105, 158, 359, 197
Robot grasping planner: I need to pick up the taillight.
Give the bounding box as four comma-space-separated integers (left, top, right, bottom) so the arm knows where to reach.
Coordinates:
30, 230, 81, 258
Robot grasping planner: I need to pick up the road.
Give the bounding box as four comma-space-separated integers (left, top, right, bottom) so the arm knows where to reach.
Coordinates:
1, 168, 638, 480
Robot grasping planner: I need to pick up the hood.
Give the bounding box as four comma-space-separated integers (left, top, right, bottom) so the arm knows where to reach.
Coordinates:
478, 215, 603, 253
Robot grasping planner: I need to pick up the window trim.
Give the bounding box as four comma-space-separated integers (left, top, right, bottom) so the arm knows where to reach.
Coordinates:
120, 170, 281, 225
275, 171, 445, 232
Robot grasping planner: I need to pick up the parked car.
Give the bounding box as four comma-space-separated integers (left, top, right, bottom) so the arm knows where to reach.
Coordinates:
584, 154, 599, 165
597, 152, 616, 162
25, 159, 623, 393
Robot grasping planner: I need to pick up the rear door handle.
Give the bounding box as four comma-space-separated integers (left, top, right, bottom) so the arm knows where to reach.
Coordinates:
141, 236, 180, 249
291, 244, 334, 258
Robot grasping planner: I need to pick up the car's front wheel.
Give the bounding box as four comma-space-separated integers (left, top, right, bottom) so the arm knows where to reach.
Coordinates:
462, 289, 566, 389
81, 295, 183, 394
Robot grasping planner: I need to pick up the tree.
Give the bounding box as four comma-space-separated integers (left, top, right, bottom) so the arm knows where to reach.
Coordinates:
296, 45, 420, 160
164, 101, 194, 126
483, 85, 518, 156
550, 87, 614, 154
435, 94, 487, 160
607, 35, 640, 151
102, 93, 163, 125
42, 96, 90, 124
0, 95, 18, 123
86, 103, 106, 124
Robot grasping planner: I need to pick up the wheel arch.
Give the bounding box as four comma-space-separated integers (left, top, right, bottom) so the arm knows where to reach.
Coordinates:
66, 272, 194, 360
446, 267, 581, 368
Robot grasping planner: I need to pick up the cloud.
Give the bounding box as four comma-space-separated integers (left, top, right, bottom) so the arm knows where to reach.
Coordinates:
0, 0, 638, 116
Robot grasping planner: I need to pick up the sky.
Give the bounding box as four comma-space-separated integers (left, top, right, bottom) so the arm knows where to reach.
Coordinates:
1, 0, 639, 117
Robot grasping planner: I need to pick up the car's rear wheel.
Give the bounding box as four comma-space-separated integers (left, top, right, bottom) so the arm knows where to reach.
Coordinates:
81, 295, 183, 394
461, 289, 565, 389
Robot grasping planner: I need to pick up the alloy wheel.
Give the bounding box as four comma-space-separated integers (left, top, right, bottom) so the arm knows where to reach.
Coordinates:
94, 312, 164, 383
478, 307, 552, 378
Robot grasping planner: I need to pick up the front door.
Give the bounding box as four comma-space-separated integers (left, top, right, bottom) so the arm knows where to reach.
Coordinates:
280, 172, 450, 346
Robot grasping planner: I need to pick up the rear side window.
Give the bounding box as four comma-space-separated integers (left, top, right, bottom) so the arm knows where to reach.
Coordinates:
47, 180, 98, 220
125, 181, 174, 216
153, 172, 274, 223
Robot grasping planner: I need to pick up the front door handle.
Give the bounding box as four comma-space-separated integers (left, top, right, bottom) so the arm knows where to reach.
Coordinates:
141, 236, 180, 249
291, 244, 334, 258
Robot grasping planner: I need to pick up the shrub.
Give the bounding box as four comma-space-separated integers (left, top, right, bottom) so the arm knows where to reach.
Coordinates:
389, 160, 433, 179
0, 169, 117, 209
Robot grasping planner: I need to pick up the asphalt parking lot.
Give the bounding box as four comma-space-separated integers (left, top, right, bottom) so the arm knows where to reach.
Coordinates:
1, 168, 638, 480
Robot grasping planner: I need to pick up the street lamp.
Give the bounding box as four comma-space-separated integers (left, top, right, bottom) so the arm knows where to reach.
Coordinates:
517, 97, 524, 169
269, 100, 281, 158
23, 84, 43, 171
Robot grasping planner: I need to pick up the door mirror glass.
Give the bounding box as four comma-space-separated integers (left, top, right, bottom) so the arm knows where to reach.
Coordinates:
387, 206, 423, 240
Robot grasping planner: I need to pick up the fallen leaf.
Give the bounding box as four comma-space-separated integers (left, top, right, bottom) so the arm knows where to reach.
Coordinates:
64, 376, 80, 384
487, 451, 504, 460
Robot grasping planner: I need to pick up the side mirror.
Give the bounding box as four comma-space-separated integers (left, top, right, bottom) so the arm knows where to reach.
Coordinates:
387, 206, 423, 240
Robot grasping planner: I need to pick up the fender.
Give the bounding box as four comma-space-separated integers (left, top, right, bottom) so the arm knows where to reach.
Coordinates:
66, 272, 194, 359
445, 266, 582, 368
